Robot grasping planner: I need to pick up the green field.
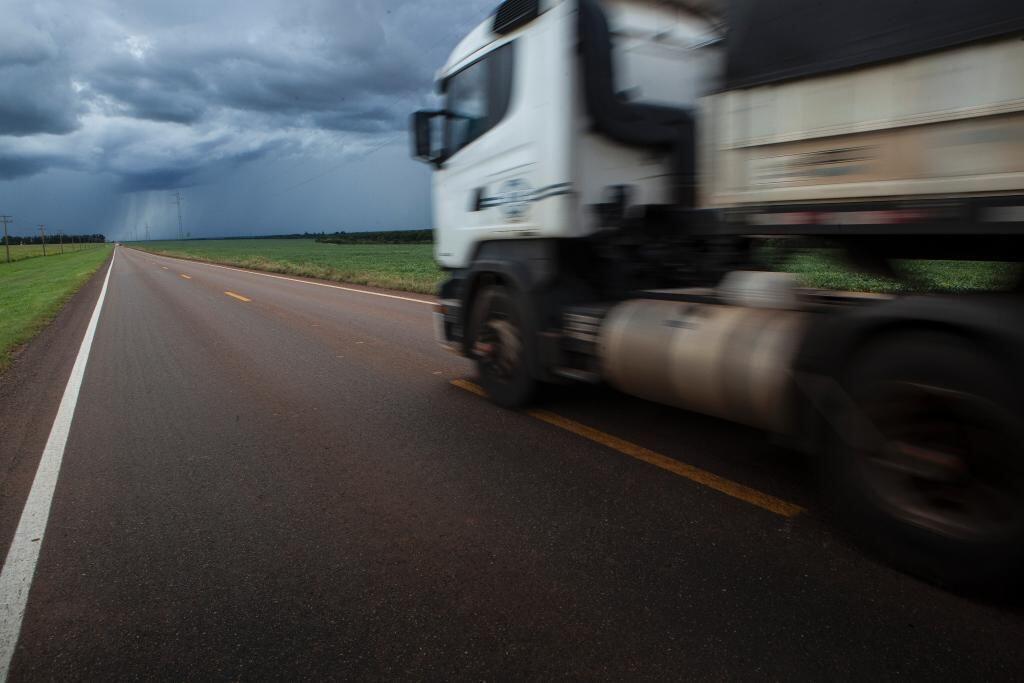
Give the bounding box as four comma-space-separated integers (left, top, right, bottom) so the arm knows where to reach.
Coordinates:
0, 244, 113, 372
133, 239, 444, 294
775, 249, 1020, 293
132, 238, 1019, 296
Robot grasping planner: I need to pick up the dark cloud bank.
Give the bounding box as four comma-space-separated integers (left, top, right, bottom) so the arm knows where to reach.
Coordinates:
0, 0, 493, 237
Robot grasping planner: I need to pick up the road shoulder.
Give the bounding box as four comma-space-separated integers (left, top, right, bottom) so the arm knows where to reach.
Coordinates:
0, 251, 113, 562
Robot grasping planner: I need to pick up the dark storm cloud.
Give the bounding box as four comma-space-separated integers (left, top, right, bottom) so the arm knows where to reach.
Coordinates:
0, 13, 82, 136
111, 133, 292, 192
80, 0, 470, 133
0, 152, 58, 180
0, 74, 80, 136
312, 105, 404, 133
84, 61, 208, 124
0, 0, 495, 190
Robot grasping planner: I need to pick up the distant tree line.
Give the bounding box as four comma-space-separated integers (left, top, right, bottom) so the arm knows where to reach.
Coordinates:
5, 233, 105, 245
211, 232, 326, 240
180, 230, 434, 243
316, 229, 433, 245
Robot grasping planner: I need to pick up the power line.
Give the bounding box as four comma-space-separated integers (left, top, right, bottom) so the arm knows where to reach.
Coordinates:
269, 132, 404, 198
191, 27, 461, 221
273, 25, 469, 195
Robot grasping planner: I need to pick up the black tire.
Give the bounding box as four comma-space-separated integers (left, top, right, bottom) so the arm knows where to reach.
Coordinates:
468, 284, 536, 408
824, 331, 1024, 591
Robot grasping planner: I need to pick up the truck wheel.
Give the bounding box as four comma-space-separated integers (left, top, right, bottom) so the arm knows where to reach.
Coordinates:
825, 332, 1024, 590
469, 285, 536, 408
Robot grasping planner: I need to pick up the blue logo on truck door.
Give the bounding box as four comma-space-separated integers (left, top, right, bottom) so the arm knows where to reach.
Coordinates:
498, 178, 532, 222
477, 180, 573, 222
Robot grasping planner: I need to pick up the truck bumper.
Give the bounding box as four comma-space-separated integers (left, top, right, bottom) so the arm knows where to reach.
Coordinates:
434, 299, 464, 355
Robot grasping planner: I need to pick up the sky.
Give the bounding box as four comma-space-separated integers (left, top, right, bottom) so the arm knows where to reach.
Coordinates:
0, 0, 495, 241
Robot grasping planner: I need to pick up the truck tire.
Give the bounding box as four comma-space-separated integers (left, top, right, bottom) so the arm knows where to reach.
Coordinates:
824, 331, 1024, 591
468, 284, 536, 408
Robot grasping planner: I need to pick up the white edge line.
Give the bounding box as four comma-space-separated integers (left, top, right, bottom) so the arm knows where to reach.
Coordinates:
0, 248, 117, 680
132, 249, 435, 306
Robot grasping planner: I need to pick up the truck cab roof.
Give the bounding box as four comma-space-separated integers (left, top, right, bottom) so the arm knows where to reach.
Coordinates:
436, 0, 721, 87
436, 15, 504, 87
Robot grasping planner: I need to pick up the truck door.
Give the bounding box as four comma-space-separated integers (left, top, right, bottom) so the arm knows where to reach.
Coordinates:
435, 40, 535, 268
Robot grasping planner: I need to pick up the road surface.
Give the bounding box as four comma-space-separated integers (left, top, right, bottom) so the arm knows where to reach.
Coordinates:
0, 246, 1021, 679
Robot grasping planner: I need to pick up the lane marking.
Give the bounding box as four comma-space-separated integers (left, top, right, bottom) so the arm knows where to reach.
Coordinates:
161, 266, 168, 270
451, 379, 804, 519
129, 249, 433, 306
452, 378, 487, 397
179, 274, 191, 280
0, 249, 117, 679
528, 409, 805, 518
224, 291, 251, 303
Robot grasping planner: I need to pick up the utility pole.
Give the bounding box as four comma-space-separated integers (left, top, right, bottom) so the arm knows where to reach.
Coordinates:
171, 192, 184, 240
38, 224, 46, 257
59, 230, 64, 255
1, 215, 11, 263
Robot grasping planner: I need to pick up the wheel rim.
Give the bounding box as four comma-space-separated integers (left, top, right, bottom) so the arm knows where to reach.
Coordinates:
473, 300, 522, 382
857, 381, 1023, 541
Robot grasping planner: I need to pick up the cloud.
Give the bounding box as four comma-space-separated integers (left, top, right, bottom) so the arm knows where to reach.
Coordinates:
0, 152, 55, 180
78, 0, 485, 132
0, 0, 496, 239
0, 64, 81, 136
1, 0, 496, 190
0, 10, 82, 136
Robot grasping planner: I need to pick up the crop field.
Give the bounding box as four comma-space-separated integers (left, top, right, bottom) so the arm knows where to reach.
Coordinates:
0, 244, 113, 372
132, 237, 1019, 296
132, 239, 443, 294
774, 249, 1020, 294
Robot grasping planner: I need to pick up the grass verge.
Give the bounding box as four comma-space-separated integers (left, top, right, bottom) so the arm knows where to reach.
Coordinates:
0, 245, 113, 372
132, 239, 443, 294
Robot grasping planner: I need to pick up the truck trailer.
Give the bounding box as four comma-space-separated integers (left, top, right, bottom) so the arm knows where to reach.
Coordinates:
412, 0, 1024, 588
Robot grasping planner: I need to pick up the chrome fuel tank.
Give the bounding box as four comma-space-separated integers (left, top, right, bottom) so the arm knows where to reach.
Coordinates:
598, 299, 807, 432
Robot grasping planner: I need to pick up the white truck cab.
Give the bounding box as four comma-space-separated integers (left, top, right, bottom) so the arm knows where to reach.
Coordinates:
411, 0, 1024, 590
416, 0, 721, 270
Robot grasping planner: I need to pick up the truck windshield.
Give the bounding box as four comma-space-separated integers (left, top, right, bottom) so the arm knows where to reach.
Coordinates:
444, 42, 514, 157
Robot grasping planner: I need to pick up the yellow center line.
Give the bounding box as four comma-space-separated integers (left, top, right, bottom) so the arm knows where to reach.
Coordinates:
224, 291, 251, 302
179, 274, 191, 280
451, 378, 487, 397
451, 379, 804, 519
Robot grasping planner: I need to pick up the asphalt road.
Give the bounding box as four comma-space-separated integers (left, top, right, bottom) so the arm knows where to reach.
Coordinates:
0, 245, 1022, 680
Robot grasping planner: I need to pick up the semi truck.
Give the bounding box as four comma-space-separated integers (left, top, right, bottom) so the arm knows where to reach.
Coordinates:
411, 0, 1024, 588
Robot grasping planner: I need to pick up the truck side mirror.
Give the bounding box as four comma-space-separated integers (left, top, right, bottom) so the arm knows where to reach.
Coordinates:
411, 110, 445, 167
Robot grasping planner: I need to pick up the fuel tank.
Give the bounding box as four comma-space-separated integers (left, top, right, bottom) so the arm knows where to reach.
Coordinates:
598, 299, 807, 432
